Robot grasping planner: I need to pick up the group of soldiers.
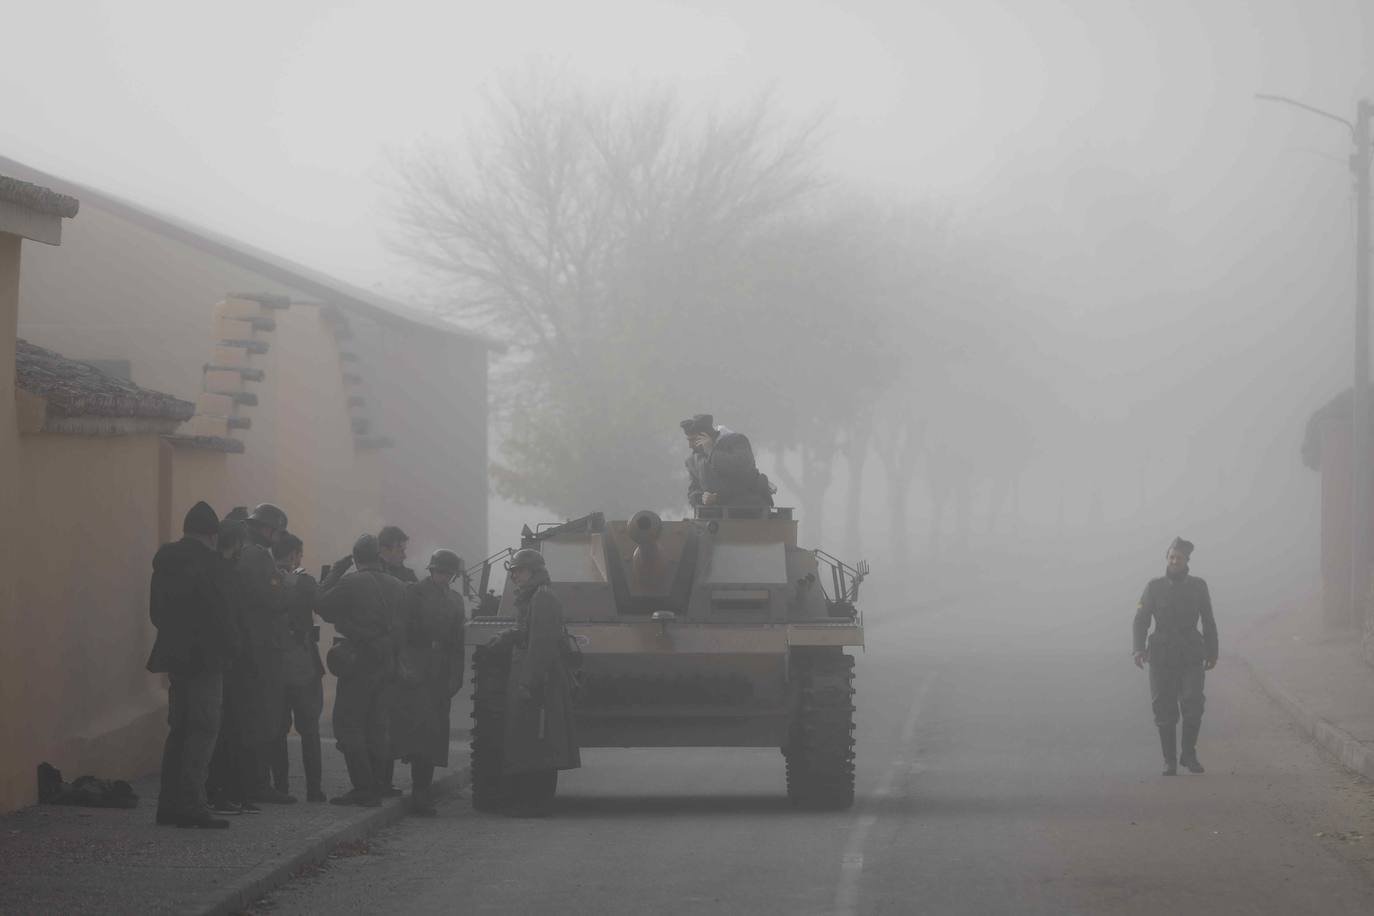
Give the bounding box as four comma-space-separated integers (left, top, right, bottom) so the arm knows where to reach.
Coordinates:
147, 501, 465, 829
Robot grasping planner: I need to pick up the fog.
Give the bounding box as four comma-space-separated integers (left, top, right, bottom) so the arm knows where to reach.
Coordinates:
4, 0, 1373, 629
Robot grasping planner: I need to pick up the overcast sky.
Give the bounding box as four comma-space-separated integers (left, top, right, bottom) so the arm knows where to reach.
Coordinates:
4, 0, 1370, 303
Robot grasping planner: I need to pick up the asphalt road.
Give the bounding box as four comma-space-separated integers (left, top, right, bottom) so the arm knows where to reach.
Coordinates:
256, 567, 1374, 915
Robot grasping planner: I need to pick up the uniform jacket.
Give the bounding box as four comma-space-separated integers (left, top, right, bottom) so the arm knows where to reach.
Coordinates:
389, 577, 466, 765
238, 539, 289, 657
278, 565, 323, 688
317, 567, 407, 681
685, 429, 772, 507
146, 538, 238, 674
384, 561, 419, 584
503, 584, 581, 774
1133, 573, 1218, 667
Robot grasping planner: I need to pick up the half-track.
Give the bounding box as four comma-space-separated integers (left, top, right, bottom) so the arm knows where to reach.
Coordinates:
465, 505, 867, 811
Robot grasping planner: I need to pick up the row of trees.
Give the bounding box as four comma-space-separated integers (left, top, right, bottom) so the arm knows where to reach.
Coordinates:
393, 76, 1039, 559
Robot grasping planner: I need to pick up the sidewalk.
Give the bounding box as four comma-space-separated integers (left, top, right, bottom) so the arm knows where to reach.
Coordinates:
1235, 603, 1374, 782
0, 736, 470, 916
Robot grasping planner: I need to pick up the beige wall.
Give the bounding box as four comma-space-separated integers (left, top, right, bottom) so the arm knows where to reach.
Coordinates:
1, 434, 167, 810
0, 235, 23, 810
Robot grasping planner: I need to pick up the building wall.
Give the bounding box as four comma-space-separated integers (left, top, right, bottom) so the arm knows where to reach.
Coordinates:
0, 434, 166, 810
0, 235, 24, 809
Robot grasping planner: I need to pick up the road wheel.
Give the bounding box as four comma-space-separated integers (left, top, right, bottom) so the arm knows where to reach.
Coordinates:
784, 649, 856, 810
470, 641, 512, 812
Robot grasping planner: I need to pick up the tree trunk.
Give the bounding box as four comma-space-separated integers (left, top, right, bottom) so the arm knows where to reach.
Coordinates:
843, 416, 873, 561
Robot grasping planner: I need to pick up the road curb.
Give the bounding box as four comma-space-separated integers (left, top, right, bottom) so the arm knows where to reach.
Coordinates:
195, 764, 470, 916
1235, 652, 1374, 782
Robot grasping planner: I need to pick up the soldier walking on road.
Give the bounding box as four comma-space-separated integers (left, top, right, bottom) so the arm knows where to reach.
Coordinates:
501, 548, 580, 817
318, 534, 407, 807
1133, 537, 1218, 775
390, 549, 467, 816
148, 501, 238, 829
270, 533, 326, 802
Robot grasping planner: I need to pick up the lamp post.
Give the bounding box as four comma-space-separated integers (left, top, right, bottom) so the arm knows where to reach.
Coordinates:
1256, 94, 1372, 631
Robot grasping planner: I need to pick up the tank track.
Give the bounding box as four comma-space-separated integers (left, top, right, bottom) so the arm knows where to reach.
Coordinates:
785, 649, 856, 810
470, 641, 512, 812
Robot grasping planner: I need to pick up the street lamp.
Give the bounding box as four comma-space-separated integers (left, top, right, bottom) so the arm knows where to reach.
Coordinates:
1256, 93, 1372, 632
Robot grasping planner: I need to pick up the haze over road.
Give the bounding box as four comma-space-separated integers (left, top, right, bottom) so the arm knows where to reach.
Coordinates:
256, 555, 1374, 915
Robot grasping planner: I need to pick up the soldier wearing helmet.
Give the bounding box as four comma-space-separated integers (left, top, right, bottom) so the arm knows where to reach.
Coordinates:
237, 503, 295, 804
317, 533, 408, 806
389, 549, 467, 815
500, 546, 581, 816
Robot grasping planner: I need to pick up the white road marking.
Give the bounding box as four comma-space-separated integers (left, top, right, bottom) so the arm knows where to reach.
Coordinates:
833, 671, 937, 916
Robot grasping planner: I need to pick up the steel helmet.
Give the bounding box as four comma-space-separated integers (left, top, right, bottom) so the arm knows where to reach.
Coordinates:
247, 503, 289, 530
427, 549, 462, 575
504, 547, 545, 572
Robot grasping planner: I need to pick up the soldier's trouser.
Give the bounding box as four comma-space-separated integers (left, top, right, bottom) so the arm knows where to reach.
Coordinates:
1149, 663, 1205, 728
273, 679, 324, 792
333, 674, 391, 791
158, 668, 223, 817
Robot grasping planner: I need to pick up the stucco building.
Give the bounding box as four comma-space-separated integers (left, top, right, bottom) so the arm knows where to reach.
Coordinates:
0, 158, 491, 812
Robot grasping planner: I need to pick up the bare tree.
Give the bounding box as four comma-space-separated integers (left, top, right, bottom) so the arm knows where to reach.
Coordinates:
392, 74, 821, 516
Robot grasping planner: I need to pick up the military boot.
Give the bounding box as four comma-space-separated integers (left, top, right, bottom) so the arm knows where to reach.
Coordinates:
331, 751, 380, 807
1158, 724, 1178, 776
1179, 719, 1204, 773
410, 758, 437, 817
301, 733, 326, 802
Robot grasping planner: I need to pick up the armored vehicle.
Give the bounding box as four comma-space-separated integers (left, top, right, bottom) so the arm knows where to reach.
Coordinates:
465, 505, 867, 811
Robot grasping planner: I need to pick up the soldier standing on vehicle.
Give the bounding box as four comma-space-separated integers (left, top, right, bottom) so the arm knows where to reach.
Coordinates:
239, 503, 296, 804
1133, 537, 1218, 775
270, 533, 326, 802
681, 413, 774, 508
390, 549, 467, 815
318, 534, 407, 806
148, 501, 237, 829
502, 548, 580, 817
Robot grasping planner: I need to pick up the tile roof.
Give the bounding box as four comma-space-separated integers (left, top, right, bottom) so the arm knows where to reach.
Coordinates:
16, 338, 194, 421
0, 175, 79, 218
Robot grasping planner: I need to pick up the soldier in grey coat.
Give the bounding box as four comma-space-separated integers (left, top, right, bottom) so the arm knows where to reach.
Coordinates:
1133, 537, 1218, 775
389, 549, 466, 815
501, 548, 580, 817
318, 534, 407, 806
148, 501, 237, 828
238, 504, 295, 804
681, 413, 774, 508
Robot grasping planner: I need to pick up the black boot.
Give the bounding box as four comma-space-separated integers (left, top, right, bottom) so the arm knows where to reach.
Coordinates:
1179, 719, 1204, 773
372, 755, 395, 801
380, 757, 402, 797
331, 750, 380, 806
410, 758, 437, 816
1158, 724, 1178, 776
302, 733, 325, 802
271, 735, 289, 795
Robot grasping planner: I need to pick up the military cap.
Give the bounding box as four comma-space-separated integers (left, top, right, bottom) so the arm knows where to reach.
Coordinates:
1169, 536, 1194, 558
427, 549, 462, 575
680, 414, 715, 436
